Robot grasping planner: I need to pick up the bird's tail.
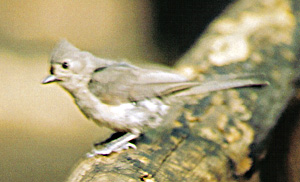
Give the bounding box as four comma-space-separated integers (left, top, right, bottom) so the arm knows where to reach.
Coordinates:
173, 73, 269, 97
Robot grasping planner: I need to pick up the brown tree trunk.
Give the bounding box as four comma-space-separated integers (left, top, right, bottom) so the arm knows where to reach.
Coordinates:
67, 0, 300, 181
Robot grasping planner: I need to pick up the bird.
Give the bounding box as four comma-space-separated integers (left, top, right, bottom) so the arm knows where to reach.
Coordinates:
42, 40, 269, 157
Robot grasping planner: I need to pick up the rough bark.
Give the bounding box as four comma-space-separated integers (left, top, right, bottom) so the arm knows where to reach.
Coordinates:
67, 0, 300, 181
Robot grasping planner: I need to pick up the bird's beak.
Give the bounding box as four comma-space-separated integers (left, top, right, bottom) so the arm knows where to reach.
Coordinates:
42, 75, 61, 84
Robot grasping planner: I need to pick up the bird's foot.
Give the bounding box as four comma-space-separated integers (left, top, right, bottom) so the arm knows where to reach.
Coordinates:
86, 142, 136, 157
86, 132, 138, 157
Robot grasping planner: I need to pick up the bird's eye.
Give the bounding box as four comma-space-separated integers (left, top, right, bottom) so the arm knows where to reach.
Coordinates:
62, 62, 69, 69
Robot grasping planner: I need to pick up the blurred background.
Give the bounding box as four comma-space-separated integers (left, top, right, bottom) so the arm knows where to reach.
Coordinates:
0, 0, 298, 181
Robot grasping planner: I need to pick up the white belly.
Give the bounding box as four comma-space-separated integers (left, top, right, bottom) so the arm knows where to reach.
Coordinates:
74, 88, 170, 134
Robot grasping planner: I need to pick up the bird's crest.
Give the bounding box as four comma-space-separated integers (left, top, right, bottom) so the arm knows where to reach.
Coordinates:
50, 39, 79, 63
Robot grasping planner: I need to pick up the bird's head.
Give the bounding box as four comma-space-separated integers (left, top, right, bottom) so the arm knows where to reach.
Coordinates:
42, 39, 114, 91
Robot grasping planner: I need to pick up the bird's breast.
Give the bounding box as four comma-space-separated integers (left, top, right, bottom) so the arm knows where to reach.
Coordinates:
72, 88, 171, 132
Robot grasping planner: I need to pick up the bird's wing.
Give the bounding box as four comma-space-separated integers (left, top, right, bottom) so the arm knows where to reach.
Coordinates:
88, 63, 199, 104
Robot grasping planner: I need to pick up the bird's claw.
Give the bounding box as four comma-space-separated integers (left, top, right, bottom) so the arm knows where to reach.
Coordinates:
115, 142, 137, 151
86, 142, 136, 158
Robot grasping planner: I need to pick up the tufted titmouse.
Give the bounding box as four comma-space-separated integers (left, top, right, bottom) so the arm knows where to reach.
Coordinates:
42, 40, 268, 157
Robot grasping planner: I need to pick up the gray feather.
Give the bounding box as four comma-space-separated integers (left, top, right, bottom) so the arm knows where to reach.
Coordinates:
88, 63, 198, 104
50, 39, 80, 63
89, 64, 269, 105
173, 74, 269, 97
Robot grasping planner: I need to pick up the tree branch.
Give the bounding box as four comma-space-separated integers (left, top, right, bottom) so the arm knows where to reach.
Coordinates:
67, 0, 300, 181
